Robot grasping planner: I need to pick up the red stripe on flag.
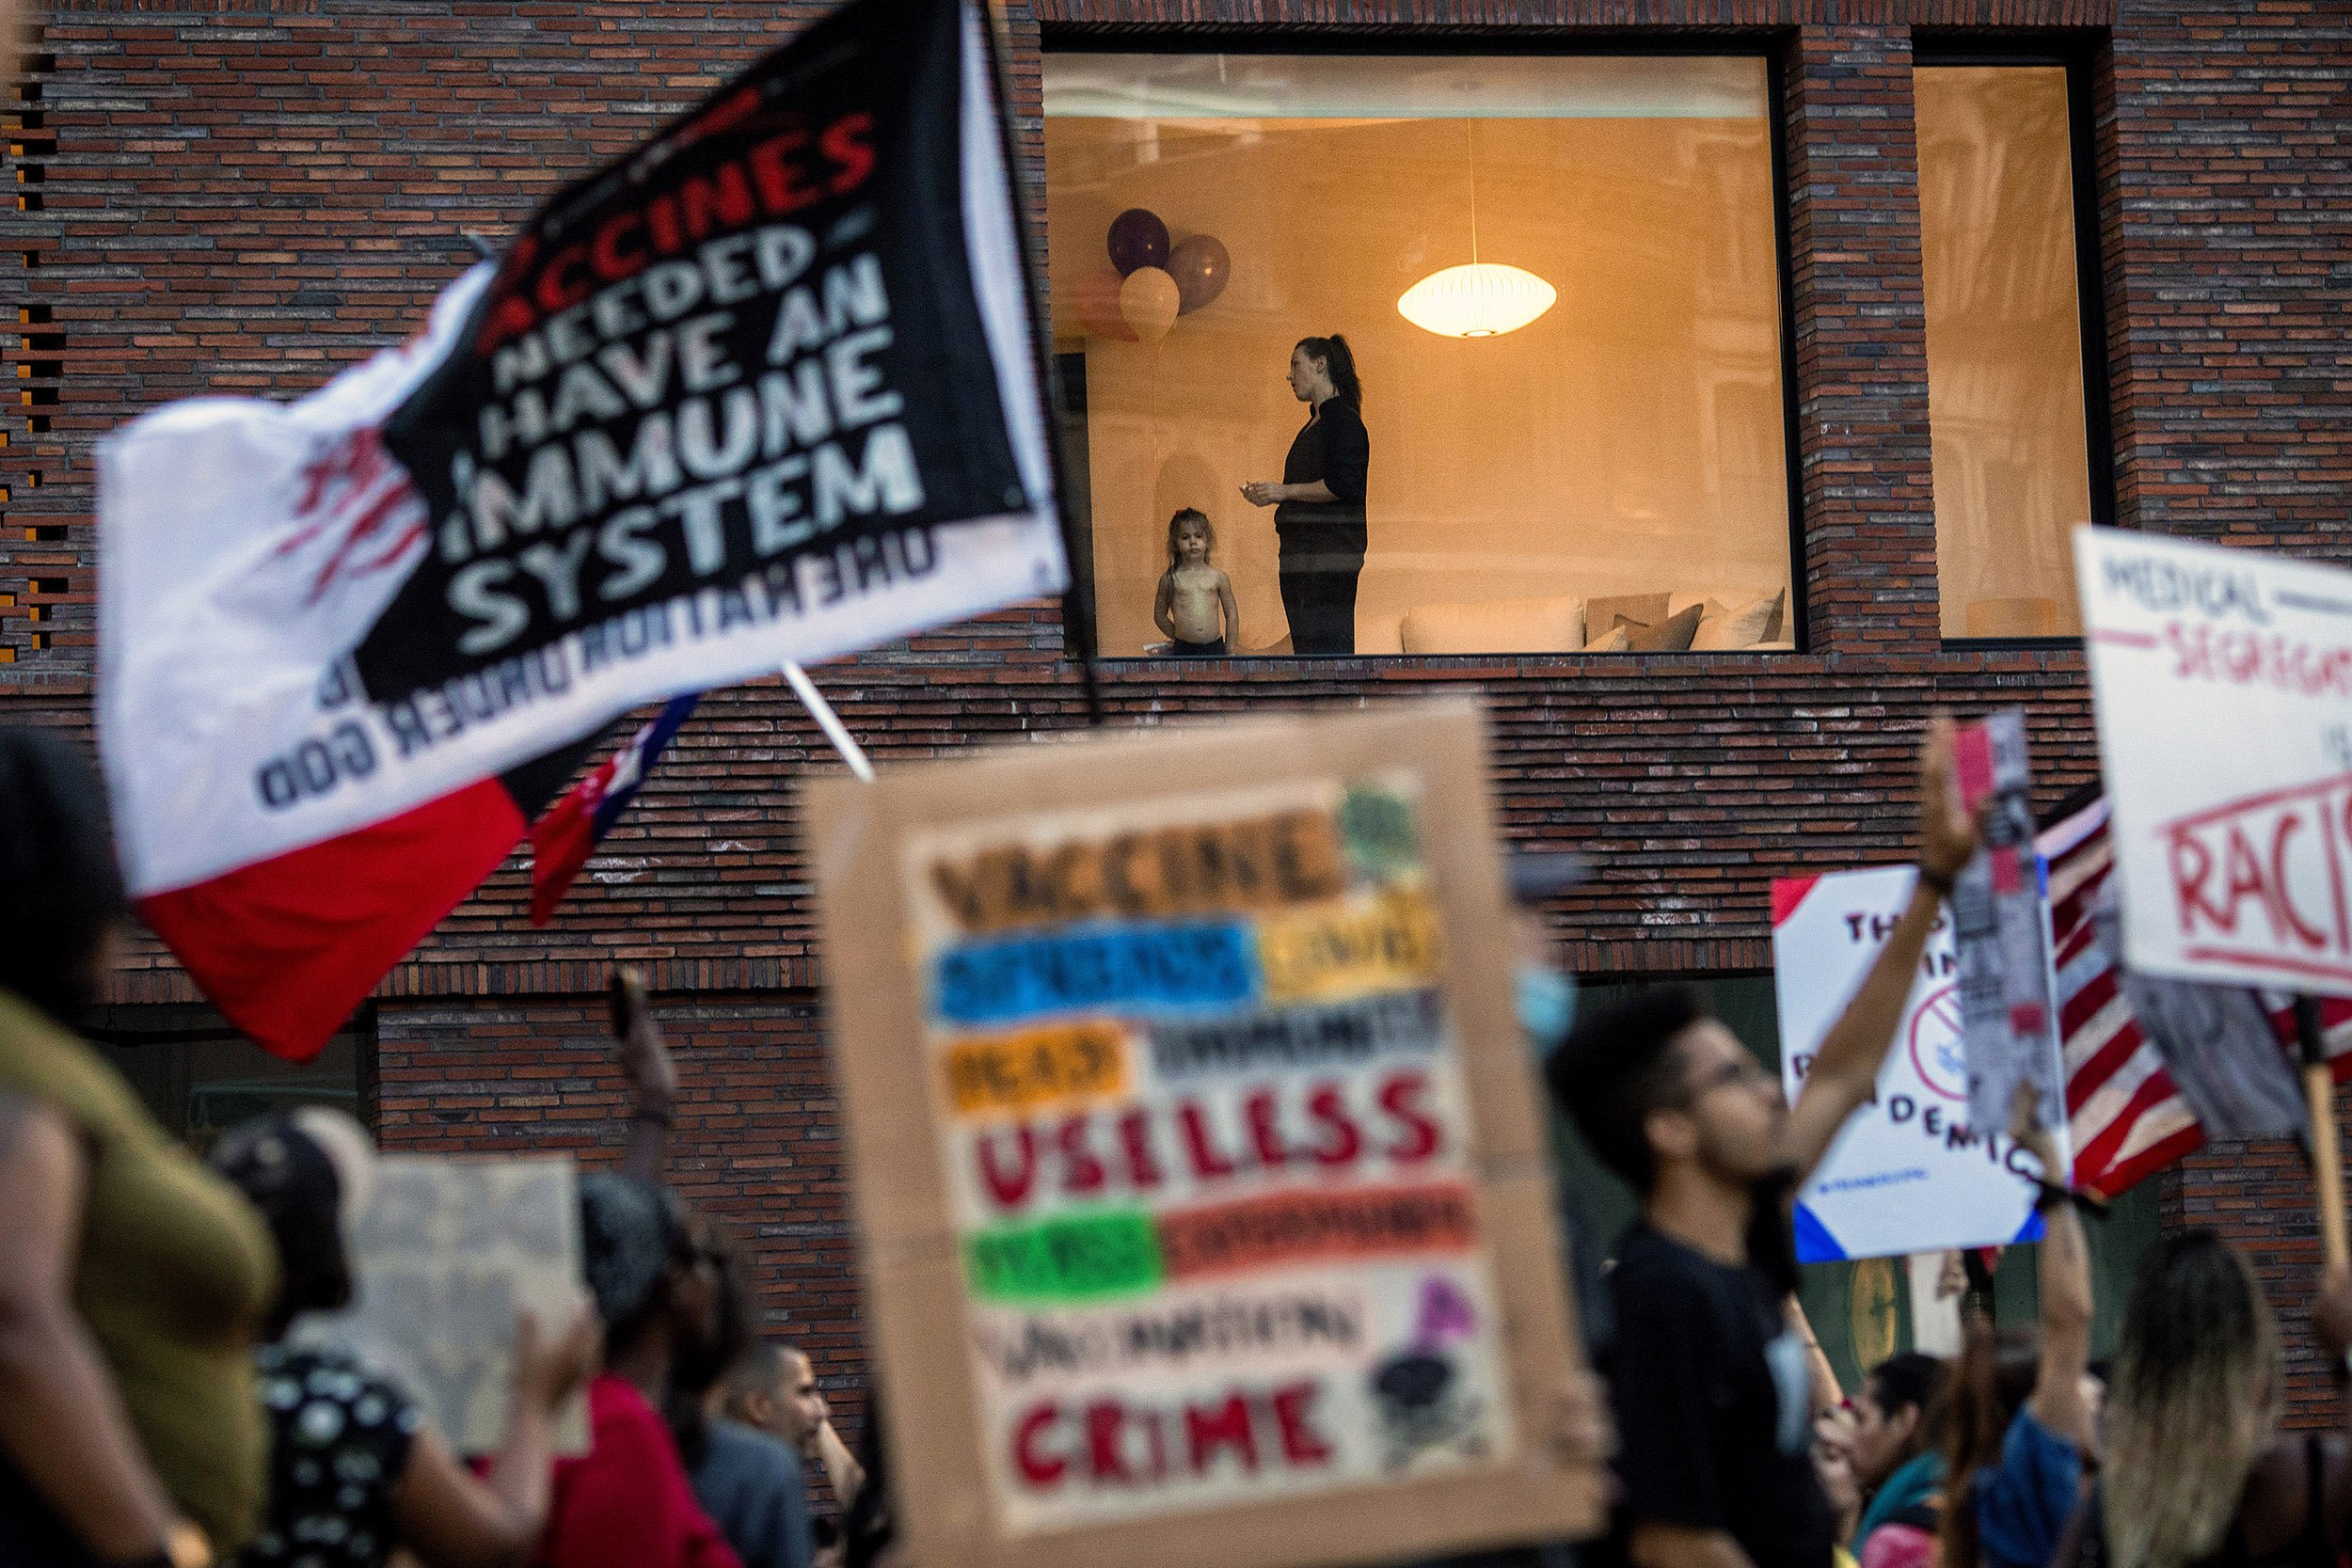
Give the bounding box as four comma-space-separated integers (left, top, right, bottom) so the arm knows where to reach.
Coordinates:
2058, 967, 2121, 1042
529, 784, 598, 927
139, 781, 524, 1061
2065, 1020, 2150, 1116
2073, 1070, 2187, 1183
2081, 1123, 2205, 1200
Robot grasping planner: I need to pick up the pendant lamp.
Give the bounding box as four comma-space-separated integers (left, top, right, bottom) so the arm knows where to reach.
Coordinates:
1397, 120, 1556, 340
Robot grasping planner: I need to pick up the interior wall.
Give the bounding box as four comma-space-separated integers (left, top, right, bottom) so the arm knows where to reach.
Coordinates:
1045, 105, 1795, 655
1916, 65, 2095, 640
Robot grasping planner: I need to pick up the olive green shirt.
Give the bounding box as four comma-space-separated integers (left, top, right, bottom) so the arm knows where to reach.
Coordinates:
0, 990, 277, 1553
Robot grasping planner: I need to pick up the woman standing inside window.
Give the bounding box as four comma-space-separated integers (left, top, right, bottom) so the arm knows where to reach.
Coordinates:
1242, 335, 1369, 657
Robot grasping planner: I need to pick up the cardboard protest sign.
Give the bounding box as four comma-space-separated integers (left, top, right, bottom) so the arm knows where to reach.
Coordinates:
807, 700, 1600, 1568
98, 0, 1061, 1057
1951, 709, 2068, 1134
2077, 526, 2352, 997
1773, 865, 2053, 1261
292, 1155, 589, 1456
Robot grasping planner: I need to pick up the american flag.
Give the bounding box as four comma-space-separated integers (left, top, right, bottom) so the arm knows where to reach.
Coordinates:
2044, 792, 2352, 1196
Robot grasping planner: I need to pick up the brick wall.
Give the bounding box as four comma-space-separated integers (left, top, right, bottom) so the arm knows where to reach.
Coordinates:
7, 0, 2352, 1421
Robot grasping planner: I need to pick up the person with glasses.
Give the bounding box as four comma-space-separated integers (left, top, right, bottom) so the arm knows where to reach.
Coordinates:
1545, 720, 1981, 1568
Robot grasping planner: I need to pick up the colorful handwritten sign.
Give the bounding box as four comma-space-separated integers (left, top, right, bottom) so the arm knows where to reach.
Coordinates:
2078, 526, 2352, 997
907, 779, 1504, 1528
807, 701, 1599, 1568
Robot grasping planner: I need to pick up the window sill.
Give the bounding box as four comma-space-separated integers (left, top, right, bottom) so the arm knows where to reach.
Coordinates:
1939, 635, 2084, 653
1104, 643, 1805, 665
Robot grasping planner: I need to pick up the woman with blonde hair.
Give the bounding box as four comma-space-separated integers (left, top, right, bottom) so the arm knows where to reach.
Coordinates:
2057, 1230, 2352, 1568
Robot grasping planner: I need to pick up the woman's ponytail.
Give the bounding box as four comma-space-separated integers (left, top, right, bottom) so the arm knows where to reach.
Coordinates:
1296, 334, 1363, 410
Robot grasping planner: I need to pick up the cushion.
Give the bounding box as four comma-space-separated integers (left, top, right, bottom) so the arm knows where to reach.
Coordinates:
1582, 623, 1631, 654
1668, 589, 1729, 622
1401, 594, 1584, 656
1585, 592, 1670, 633
1674, 587, 1787, 640
1691, 589, 1788, 651
1614, 603, 1703, 653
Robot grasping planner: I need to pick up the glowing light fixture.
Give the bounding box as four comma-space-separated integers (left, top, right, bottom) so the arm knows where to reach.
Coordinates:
1397, 121, 1556, 340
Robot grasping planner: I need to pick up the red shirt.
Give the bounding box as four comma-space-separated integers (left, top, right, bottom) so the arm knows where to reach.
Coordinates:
538, 1372, 744, 1568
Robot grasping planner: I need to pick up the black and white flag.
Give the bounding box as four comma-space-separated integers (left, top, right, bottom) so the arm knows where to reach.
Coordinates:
99, 0, 1060, 1057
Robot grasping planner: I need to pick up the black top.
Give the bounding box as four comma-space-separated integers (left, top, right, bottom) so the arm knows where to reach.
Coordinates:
1606, 1223, 1833, 1568
690, 1418, 816, 1568
2074, 1436, 2333, 1568
1276, 399, 1370, 547
246, 1343, 422, 1568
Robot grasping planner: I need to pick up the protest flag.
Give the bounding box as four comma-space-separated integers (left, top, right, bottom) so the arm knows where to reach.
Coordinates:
100, 0, 1064, 1059
139, 726, 611, 1060
528, 694, 699, 926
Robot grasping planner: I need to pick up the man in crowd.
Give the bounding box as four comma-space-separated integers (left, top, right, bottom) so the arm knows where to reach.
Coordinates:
1549, 719, 1979, 1568
726, 1344, 865, 1520
693, 1342, 820, 1568
697, 1340, 874, 1568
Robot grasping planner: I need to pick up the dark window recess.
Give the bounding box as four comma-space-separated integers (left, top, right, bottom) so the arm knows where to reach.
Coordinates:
86, 1002, 376, 1151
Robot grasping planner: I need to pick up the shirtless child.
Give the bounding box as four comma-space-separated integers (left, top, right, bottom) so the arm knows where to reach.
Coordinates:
1152, 508, 1239, 657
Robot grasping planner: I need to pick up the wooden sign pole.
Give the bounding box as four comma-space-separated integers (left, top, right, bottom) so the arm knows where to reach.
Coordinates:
2296, 995, 2349, 1277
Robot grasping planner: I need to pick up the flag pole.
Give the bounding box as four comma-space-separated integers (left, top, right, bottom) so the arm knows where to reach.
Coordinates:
782, 660, 874, 784
2296, 994, 2349, 1275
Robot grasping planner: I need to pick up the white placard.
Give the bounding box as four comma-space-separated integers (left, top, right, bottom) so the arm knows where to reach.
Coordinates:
293, 1154, 589, 1457
2077, 525, 2352, 997
1773, 865, 2055, 1262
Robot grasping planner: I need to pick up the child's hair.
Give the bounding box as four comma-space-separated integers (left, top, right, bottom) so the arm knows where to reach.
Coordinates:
1166, 507, 1213, 570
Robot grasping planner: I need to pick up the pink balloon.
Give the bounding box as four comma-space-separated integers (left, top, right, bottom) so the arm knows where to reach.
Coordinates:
1119, 266, 1180, 347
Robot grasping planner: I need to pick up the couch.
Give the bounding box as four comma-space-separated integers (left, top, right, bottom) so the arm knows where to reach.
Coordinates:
1354, 586, 1792, 656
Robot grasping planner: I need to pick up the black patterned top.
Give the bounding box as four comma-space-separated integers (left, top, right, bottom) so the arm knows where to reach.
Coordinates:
242, 1344, 421, 1568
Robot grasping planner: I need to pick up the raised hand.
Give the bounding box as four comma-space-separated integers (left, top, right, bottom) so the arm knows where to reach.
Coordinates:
610, 966, 676, 1117
1916, 715, 1981, 887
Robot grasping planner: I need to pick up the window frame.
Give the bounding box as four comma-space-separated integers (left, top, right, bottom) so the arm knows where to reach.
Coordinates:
86, 1000, 379, 1142
1911, 32, 2118, 651
1039, 30, 1812, 665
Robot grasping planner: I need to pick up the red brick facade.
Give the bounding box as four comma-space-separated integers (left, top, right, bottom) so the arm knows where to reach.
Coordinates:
7, 0, 2352, 1418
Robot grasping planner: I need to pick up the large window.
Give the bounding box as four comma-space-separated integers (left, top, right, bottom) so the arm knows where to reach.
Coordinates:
1916, 60, 2104, 641
1045, 51, 1798, 658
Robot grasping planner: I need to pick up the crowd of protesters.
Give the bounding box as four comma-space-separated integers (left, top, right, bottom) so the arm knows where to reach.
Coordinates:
5, 714, 2352, 1568
0, 731, 870, 1568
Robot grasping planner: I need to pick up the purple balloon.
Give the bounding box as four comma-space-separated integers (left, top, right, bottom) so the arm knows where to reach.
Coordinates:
1168, 233, 1231, 314
1106, 208, 1169, 277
